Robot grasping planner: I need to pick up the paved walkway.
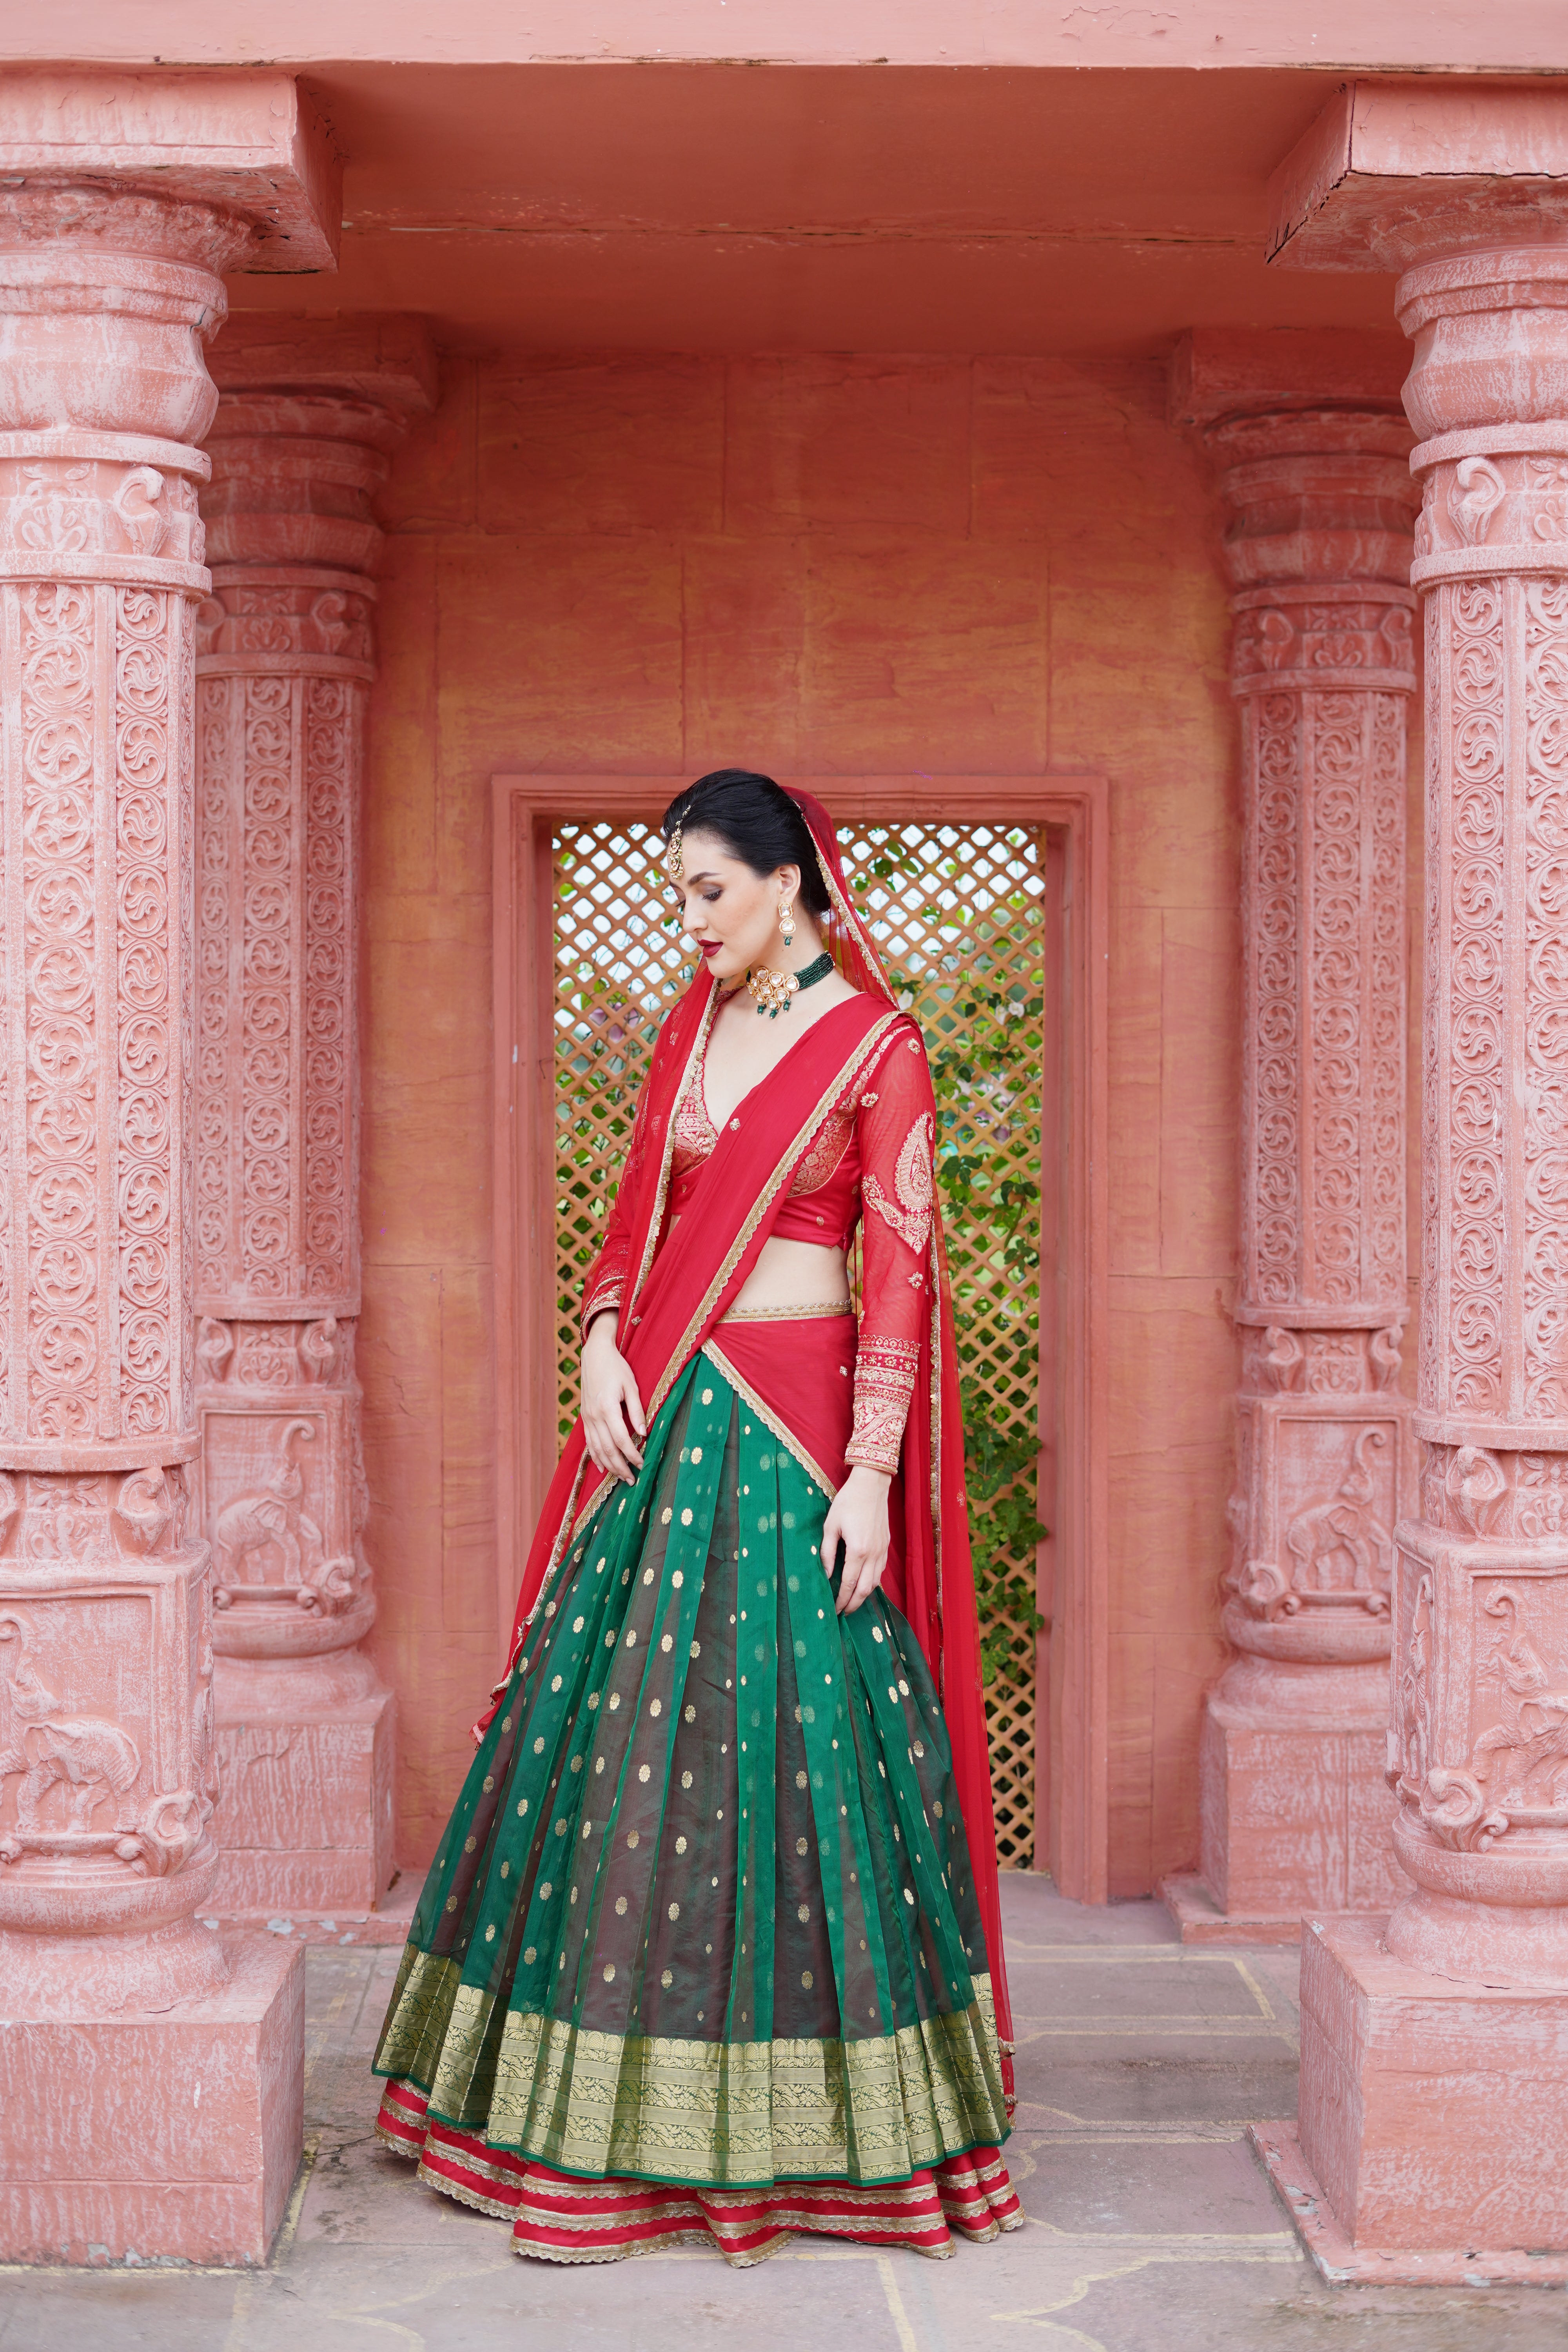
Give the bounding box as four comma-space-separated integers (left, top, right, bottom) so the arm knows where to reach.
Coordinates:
4, 1874, 1563, 2349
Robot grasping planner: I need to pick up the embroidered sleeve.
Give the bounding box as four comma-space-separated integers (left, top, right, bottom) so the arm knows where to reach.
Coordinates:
846, 1024, 938, 1473
580, 1258, 627, 1338
863, 1110, 934, 1253
846, 1334, 920, 1472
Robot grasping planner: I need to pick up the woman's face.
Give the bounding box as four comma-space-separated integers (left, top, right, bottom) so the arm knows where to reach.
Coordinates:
675, 829, 800, 980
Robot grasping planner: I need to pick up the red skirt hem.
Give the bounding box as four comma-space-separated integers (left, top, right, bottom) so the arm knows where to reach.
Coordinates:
375, 2076, 1023, 2266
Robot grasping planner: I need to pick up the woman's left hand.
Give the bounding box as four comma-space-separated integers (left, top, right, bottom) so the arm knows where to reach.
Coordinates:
821, 1465, 892, 1614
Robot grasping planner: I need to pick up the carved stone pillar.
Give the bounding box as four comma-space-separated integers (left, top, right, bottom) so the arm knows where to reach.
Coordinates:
1255, 83, 1568, 2275
193, 319, 434, 1917
1166, 346, 1420, 1940
0, 74, 338, 2263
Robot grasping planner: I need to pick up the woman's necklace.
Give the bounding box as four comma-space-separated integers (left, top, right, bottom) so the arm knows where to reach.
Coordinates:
745, 949, 834, 1020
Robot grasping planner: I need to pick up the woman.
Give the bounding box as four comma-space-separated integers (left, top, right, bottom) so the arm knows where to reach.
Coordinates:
374, 771, 1021, 2266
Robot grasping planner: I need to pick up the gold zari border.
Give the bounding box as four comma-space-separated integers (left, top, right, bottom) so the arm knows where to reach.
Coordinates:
383, 1965, 1006, 2189
375, 1946, 465, 2087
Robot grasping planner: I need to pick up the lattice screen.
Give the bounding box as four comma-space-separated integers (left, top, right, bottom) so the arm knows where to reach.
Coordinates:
553, 818, 1046, 1866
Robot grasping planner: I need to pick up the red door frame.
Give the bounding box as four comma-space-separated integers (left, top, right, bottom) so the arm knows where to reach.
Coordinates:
491, 772, 1110, 1902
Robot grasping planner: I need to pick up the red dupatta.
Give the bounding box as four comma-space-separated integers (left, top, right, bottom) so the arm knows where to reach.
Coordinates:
486, 793, 1014, 2079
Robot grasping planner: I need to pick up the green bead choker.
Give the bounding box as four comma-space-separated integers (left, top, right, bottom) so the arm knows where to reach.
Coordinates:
746, 949, 835, 1019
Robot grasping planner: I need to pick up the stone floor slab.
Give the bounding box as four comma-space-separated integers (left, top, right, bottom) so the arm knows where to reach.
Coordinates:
1014, 1948, 1283, 2020
1009, 2133, 1291, 2235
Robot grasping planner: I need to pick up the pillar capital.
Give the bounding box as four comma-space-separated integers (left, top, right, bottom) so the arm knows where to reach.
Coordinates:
0, 70, 339, 269
206, 314, 439, 412
1213, 418, 1419, 696
1171, 334, 1419, 693
199, 314, 436, 586
1170, 325, 1411, 429
0, 73, 339, 448
1270, 79, 1568, 277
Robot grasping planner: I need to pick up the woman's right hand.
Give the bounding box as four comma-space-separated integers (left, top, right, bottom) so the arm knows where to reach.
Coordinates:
581, 1313, 646, 1481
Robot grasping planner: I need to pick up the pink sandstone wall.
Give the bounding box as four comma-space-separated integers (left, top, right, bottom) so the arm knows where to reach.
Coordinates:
349, 345, 1417, 1891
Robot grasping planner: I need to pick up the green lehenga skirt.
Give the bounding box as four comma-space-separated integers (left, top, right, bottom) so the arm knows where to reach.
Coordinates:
373, 1341, 1016, 2262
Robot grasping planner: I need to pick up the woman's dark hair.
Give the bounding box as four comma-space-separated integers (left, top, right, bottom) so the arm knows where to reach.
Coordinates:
661, 769, 831, 916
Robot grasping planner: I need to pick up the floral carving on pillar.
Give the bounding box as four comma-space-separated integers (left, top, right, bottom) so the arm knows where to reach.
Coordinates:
1413, 554, 1568, 1439
194, 619, 365, 1321
4, 565, 201, 1459
191, 350, 430, 1698
193, 488, 365, 1674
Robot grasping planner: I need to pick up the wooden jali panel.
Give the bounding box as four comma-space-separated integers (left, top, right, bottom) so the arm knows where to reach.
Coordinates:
552, 818, 1047, 1865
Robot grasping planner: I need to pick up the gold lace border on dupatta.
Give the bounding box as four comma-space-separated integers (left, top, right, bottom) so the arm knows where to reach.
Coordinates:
375, 1954, 1008, 2188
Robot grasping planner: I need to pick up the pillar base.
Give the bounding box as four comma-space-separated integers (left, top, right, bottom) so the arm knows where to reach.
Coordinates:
1293, 1913, 1568, 2263
0, 1931, 304, 2266
1250, 2119, 1568, 2286
210, 1655, 396, 1917
1191, 1663, 1406, 1929
1159, 1872, 1306, 1946
200, 1866, 423, 1947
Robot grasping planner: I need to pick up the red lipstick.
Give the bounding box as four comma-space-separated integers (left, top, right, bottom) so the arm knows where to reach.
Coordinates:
698, 940, 720, 959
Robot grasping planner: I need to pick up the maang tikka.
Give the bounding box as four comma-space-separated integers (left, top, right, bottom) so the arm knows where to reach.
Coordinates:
664, 821, 684, 881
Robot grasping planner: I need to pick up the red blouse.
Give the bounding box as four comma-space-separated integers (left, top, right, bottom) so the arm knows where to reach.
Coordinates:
581, 1011, 939, 1475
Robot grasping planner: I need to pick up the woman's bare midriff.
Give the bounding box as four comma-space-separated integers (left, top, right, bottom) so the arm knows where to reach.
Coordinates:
731, 1234, 848, 1311
663, 1223, 848, 1312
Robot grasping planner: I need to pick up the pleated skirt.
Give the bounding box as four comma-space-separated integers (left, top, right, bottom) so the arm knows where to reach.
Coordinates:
373, 1338, 1020, 2265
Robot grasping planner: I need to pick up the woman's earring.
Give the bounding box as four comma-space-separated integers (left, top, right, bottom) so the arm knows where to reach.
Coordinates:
779, 897, 796, 947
